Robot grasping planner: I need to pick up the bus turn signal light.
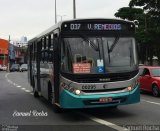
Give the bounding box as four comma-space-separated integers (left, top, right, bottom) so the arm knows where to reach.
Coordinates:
127, 86, 132, 91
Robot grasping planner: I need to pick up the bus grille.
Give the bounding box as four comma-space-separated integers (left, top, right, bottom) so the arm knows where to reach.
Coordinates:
61, 70, 138, 83
75, 71, 138, 83
81, 87, 126, 93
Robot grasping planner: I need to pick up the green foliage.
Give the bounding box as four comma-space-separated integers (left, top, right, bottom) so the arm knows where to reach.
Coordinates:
115, 0, 160, 65
115, 0, 160, 45
115, 7, 144, 21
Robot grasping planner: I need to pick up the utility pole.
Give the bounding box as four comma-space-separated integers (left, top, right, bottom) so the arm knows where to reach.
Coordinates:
55, 0, 57, 24
3, 49, 5, 66
57, 15, 66, 21
73, 0, 76, 19
7, 35, 10, 72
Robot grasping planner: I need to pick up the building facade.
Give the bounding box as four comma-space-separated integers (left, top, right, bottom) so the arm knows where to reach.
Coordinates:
0, 39, 8, 65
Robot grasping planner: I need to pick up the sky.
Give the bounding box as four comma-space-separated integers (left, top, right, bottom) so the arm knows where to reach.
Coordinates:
0, 0, 131, 41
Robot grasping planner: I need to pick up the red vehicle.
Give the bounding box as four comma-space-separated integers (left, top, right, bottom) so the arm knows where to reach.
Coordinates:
139, 66, 160, 97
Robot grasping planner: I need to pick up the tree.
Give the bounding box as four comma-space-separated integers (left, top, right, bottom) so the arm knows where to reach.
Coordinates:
115, 7, 144, 21
129, 0, 160, 40
115, 0, 160, 65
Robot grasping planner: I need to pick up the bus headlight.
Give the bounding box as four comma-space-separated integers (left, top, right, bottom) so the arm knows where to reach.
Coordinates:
127, 86, 132, 91
127, 79, 139, 92
60, 82, 82, 95
75, 89, 81, 95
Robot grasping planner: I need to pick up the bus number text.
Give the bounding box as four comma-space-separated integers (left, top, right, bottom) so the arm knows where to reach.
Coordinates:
70, 24, 81, 30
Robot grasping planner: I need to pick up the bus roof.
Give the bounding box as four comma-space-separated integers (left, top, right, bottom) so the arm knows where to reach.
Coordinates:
28, 18, 134, 43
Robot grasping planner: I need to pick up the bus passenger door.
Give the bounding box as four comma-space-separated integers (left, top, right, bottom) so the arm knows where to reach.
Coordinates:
53, 33, 60, 104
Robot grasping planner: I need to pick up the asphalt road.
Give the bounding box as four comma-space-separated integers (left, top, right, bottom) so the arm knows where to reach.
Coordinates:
1, 71, 160, 131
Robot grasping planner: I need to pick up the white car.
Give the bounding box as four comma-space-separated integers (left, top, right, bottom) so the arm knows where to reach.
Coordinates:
2, 65, 7, 71
0, 64, 2, 71
19, 64, 28, 72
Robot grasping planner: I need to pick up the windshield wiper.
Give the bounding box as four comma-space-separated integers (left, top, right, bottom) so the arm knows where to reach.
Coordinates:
107, 41, 111, 63
96, 37, 102, 60
63, 39, 73, 63
80, 35, 99, 51
80, 35, 102, 60
108, 37, 119, 53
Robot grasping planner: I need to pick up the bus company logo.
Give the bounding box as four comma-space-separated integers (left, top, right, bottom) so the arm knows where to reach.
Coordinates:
103, 84, 109, 89
82, 85, 96, 90
99, 78, 111, 82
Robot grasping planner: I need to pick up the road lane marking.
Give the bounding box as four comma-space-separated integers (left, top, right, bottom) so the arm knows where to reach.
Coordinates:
77, 112, 130, 131
5, 73, 9, 78
142, 99, 160, 106
5, 73, 33, 95
25, 90, 31, 93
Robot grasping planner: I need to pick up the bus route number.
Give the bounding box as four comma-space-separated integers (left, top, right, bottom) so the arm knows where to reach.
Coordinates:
70, 24, 81, 30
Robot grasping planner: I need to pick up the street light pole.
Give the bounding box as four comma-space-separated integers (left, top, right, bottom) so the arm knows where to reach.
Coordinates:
8, 35, 10, 72
55, 0, 57, 24
57, 15, 66, 21
73, 0, 76, 19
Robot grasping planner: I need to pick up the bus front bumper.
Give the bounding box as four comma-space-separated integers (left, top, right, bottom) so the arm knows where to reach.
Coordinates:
59, 85, 140, 109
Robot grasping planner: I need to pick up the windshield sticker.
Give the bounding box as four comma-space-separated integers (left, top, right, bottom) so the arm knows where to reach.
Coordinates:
73, 63, 91, 73
97, 59, 104, 67
97, 66, 104, 73
97, 60, 104, 73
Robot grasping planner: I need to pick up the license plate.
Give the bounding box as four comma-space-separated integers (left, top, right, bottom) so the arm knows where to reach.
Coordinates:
99, 97, 113, 103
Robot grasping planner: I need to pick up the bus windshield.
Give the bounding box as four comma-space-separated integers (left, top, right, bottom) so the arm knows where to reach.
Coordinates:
61, 37, 136, 74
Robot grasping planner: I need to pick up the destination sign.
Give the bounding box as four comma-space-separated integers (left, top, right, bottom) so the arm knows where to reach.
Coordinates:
62, 22, 134, 32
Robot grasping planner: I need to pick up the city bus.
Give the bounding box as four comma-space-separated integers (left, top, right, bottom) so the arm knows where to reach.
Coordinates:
28, 19, 140, 112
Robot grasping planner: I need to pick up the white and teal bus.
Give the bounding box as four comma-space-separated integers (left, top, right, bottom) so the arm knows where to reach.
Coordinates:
28, 19, 140, 112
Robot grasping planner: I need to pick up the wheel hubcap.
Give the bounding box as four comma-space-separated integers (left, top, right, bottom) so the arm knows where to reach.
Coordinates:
153, 86, 158, 96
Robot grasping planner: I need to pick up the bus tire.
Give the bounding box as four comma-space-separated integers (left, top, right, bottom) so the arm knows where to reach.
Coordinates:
53, 101, 62, 113
33, 88, 39, 97
33, 78, 39, 98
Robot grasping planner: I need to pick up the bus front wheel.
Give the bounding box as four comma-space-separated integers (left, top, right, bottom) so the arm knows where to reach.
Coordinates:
33, 88, 39, 98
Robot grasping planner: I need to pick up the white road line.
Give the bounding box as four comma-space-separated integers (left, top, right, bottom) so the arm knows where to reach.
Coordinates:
141, 99, 160, 106
5, 73, 32, 95
5, 73, 9, 78
25, 90, 31, 93
78, 112, 130, 131
7, 80, 12, 83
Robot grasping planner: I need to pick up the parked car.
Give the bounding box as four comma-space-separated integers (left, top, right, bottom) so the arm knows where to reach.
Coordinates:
1, 65, 7, 71
10, 64, 20, 72
0, 64, 2, 71
139, 66, 160, 97
19, 64, 28, 72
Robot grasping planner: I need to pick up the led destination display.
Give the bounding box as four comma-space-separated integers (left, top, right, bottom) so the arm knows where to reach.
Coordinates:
62, 22, 134, 32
